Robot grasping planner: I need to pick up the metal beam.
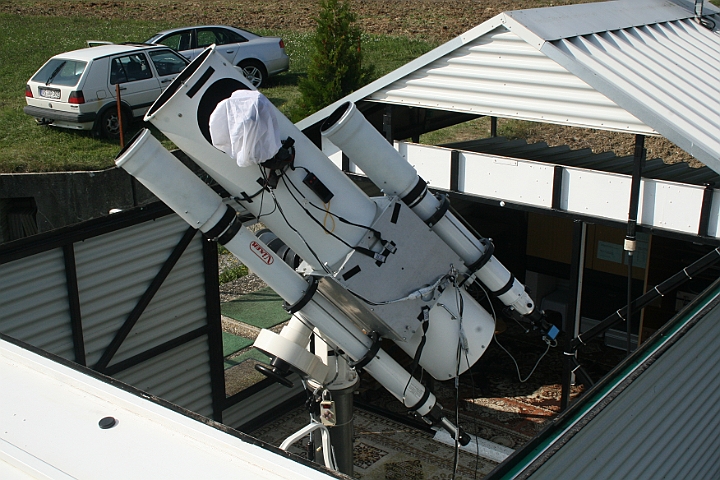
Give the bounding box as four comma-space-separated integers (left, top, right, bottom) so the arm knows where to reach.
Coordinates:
203, 238, 226, 422
93, 226, 198, 373
63, 243, 86, 366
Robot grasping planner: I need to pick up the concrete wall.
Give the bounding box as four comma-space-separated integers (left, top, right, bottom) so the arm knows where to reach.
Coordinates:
0, 151, 204, 243
0, 167, 155, 242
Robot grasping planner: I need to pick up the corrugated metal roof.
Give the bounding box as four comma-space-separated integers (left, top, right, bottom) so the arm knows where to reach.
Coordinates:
496, 280, 720, 479
115, 335, 213, 417
520, 9, 720, 174
298, 0, 720, 174
371, 27, 650, 133
0, 211, 218, 418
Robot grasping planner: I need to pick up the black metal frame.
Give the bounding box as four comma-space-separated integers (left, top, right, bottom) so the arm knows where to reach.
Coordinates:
0, 202, 228, 422
94, 226, 198, 372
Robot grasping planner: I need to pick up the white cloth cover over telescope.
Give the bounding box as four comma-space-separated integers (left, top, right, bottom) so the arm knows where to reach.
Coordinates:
209, 90, 281, 168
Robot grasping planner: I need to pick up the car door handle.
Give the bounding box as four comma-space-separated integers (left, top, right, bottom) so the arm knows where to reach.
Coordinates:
224, 50, 234, 54
118, 86, 127, 91
160, 78, 172, 83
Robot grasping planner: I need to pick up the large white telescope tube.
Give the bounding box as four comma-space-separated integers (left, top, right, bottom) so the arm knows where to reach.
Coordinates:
115, 129, 469, 443
321, 102, 537, 318
144, 47, 377, 272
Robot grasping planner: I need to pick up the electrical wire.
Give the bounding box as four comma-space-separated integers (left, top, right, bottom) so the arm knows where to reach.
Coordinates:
495, 334, 552, 383
348, 273, 451, 306
697, 16, 716, 29
452, 332, 462, 480
476, 282, 555, 383
258, 166, 331, 274
280, 172, 388, 255
449, 274, 466, 480
463, 347, 481, 480
323, 202, 336, 233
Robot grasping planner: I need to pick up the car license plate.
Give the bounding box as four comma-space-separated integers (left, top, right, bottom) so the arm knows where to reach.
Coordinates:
39, 87, 61, 100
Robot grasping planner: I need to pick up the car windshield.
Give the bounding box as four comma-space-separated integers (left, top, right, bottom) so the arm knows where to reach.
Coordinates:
31, 59, 87, 87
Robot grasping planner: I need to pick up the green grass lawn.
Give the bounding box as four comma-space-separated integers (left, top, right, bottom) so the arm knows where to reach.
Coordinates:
0, 13, 436, 173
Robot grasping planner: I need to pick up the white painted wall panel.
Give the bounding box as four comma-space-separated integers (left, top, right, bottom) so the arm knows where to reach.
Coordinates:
355, 141, 718, 239
459, 151, 555, 207
562, 168, 632, 220
707, 191, 720, 239
397, 143, 452, 190
640, 180, 705, 234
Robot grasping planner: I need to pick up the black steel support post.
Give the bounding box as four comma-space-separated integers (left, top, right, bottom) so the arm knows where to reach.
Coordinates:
383, 105, 393, 144
63, 243, 86, 366
625, 135, 645, 355
561, 220, 585, 410
490, 116, 497, 137
328, 383, 357, 475
203, 237, 226, 423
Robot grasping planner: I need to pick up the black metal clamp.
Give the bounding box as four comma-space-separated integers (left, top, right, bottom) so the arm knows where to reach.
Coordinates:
348, 331, 381, 372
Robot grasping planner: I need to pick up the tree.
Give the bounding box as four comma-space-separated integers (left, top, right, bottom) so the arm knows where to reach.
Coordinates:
296, 0, 374, 117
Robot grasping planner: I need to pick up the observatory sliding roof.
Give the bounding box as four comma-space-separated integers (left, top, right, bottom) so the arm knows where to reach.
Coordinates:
298, 0, 720, 174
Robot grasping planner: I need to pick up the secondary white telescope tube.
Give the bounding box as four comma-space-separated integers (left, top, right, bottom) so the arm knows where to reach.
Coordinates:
116, 129, 467, 439
321, 102, 536, 317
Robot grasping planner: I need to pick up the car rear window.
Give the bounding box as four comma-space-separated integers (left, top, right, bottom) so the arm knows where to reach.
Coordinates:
31, 59, 87, 87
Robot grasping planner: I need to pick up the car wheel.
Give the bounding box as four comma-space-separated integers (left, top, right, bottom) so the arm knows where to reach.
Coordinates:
239, 60, 267, 88
98, 108, 128, 139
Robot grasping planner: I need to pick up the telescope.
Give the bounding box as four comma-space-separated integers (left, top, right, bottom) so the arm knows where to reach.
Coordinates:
116, 46, 557, 472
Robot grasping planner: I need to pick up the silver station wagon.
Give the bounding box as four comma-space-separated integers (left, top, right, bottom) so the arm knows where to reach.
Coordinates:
24, 43, 188, 138
145, 25, 289, 88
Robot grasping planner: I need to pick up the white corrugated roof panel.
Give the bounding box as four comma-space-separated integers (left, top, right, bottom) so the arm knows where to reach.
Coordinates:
370, 27, 652, 133
531, 15, 720, 173
298, 0, 720, 174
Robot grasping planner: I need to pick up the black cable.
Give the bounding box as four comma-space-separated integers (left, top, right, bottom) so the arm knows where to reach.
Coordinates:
257, 166, 330, 274
289, 165, 387, 239
697, 16, 716, 30
463, 348, 481, 480
254, 174, 277, 220
452, 339, 461, 480
280, 173, 389, 262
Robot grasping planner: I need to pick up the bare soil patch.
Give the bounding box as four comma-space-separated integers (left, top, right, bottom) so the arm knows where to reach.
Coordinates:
3, 0, 597, 43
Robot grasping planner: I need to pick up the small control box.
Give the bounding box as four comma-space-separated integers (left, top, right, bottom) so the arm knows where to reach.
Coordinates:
303, 172, 334, 203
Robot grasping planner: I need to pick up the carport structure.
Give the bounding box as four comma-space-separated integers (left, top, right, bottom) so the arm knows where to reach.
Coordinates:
299, 0, 720, 476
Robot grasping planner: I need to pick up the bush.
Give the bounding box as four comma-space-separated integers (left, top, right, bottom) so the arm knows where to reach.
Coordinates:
296, 0, 374, 117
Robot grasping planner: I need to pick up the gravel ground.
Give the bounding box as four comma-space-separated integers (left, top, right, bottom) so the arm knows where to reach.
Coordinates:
218, 253, 268, 303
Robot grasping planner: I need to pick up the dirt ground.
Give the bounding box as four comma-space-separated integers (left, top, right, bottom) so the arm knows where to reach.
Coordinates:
4, 0, 699, 166
3, 0, 597, 43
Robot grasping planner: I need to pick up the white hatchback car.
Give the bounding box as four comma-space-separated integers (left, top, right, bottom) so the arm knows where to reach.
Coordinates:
24, 43, 188, 138
145, 25, 289, 88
